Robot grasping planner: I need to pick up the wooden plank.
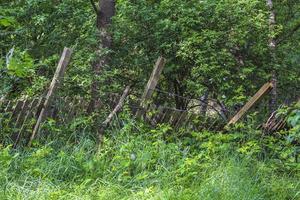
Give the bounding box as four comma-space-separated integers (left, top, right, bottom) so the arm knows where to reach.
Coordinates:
157, 108, 168, 124
175, 111, 188, 129
101, 86, 130, 128
4, 101, 12, 113
13, 98, 39, 148
8, 100, 23, 123
161, 109, 173, 124
171, 110, 182, 126
227, 82, 273, 126
186, 113, 197, 129
0, 96, 6, 111
136, 56, 166, 118
11, 99, 29, 144
34, 97, 45, 118
15, 99, 30, 127
170, 110, 181, 126
98, 86, 131, 147
28, 48, 72, 146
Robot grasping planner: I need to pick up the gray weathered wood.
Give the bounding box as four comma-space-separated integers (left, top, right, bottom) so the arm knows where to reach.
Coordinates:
161, 109, 173, 124
0, 96, 6, 110
175, 111, 188, 129
101, 86, 131, 129
157, 108, 167, 124
136, 57, 166, 118
98, 86, 131, 147
28, 48, 72, 146
13, 98, 39, 148
171, 110, 182, 126
4, 101, 12, 113
9, 100, 23, 121
15, 99, 30, 127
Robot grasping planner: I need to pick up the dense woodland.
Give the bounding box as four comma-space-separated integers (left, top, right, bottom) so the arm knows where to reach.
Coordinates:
0, 0, 300, 199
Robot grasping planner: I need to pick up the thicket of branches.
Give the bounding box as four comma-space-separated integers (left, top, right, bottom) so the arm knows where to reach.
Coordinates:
1, 0, 299, 107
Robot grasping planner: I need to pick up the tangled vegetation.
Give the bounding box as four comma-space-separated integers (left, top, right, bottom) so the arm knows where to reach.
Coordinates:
1, 104, 300, 199
0, 0, 300, 199
1, 118, 300, 200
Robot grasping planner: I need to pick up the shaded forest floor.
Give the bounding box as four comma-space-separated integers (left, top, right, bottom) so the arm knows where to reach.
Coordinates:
1, 123, 299, 200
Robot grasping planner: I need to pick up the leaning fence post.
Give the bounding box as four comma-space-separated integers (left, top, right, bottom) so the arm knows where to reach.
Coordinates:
28, 48, 72, 147
136, 56, 166, 118
98, 86, 131, 150
226, 82, 273, 127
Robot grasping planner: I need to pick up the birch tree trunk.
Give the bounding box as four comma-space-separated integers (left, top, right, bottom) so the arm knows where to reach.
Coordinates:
88, 0, 116, 113
266, 0, 278, 112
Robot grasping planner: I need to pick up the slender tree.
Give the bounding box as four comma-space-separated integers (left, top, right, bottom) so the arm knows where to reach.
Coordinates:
266, 0, 278, 112
88, 0, 116, 113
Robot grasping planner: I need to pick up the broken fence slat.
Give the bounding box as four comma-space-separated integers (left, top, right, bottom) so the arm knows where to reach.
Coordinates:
9, 100, 23, 122
13, 98, 39, 148
15, 99, 30, 128
98, 86, 131, 147
101, 86, 131, 128
175, 111, 188, 129
227, 82, 273, 126
4, 101, 12, 113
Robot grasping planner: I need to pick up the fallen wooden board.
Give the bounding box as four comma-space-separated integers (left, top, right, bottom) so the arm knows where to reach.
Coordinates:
227, 82, 273, 126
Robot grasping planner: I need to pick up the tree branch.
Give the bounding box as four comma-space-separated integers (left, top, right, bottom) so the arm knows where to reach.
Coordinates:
90, 0, 99, 14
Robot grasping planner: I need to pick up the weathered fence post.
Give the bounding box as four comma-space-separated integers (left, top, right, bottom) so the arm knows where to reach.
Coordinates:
136, 56, 166, 118
28, 48, 72, 147
226, 82, 273, 127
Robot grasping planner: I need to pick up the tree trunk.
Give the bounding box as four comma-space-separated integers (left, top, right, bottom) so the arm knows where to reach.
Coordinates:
266, 0, 278, 112
88, 0, 116, 113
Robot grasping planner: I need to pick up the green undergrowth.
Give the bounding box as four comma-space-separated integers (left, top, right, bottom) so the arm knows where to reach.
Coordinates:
0, 121, 299, 200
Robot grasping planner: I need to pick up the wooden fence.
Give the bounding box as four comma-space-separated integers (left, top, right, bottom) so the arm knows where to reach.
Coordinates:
1, 47, 297, 148
0, 96, 89, 147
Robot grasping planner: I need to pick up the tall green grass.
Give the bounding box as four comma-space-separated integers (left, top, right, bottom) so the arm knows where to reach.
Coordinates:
0, 123, 299, 200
